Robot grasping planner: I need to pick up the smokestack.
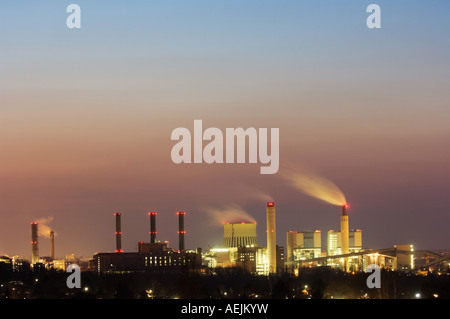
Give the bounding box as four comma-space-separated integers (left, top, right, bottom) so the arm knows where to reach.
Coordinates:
149, 212, 157, 243
31, 222, 39, 265
50, 230, 55, 259
341, 204, 349, 271
115, 212, 122, 253
266, 202, 276, 275
177, 211, 185, 252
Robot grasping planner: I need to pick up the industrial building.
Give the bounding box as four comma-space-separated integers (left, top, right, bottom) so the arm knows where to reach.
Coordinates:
29, 221, 67, 271
327, 229, 363, 256
91, 211, 202, 274
202, 202, 284, 276
286, 230, 322, 262
222, 222, 258, 248
93, 250, 201, 275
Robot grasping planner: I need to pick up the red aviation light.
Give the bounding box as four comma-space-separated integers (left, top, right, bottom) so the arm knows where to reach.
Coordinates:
114, 212, 121, 216
267, 202, 274, 207
344, 204, 349, 209
177, 211, 186, 215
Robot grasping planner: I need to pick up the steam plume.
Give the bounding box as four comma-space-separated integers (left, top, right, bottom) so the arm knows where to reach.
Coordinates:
202, 205, 257, 226
280, 166, 346, 206
36, 216, 57, 238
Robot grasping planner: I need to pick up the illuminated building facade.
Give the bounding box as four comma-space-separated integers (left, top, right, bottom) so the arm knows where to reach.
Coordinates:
327, 229, 362, 256
93, 242, 201, 275
394, 244, 415, 271
287, 230, 321, 262
223, 223, 258, 248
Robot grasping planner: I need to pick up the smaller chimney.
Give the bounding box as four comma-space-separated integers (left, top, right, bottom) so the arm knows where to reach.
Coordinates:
149, 212, 157, 243
31, 222, 39, 265
115, 212, 122, 253
50, 230, 55, 259
177, 212, 186, 252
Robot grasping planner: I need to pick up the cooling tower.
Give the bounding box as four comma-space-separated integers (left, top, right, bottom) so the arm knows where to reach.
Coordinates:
223, 222, 258, 248
31, 222, 39, 265
266, 202, 276, 275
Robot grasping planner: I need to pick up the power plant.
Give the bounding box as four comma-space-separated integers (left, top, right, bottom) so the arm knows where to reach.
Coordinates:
92, 210, 201, 274
23, 200, 428, 278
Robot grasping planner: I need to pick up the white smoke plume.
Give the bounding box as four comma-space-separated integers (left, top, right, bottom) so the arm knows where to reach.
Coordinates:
202, 205, 257, 226
279, 165, 347, 207
36, 216, 57, 238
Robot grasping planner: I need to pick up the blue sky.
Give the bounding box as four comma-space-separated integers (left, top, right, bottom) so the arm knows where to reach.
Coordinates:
0, 1, 449, 257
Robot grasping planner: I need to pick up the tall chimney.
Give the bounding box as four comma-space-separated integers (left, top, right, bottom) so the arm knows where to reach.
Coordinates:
115, 212, 122, 253
50, 230, 55, 259
31, 222, 39, 265
341, 204, 349, 271
266, 202, 276, 275
177, 211, 185, 252
149, 212, 157, 243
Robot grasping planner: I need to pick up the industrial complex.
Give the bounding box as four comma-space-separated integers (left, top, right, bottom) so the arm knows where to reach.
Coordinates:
5, 201, 445, 278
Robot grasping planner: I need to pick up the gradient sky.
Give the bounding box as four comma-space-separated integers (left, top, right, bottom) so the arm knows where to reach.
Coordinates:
0, 1, 449, 259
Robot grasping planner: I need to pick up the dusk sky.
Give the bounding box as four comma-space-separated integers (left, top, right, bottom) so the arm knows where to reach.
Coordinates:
0, 1, 449, 260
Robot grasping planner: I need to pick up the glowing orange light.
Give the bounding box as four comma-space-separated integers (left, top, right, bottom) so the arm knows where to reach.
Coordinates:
267, 202, 274, 207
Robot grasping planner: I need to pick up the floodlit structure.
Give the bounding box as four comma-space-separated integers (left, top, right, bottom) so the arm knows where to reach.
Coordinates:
266, 202, 276, 275
341, 204, 349, 255
327, 229, 362, 256
223, 222, 258, 248
286, 230, 321, 262
394, 244, 415, 271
